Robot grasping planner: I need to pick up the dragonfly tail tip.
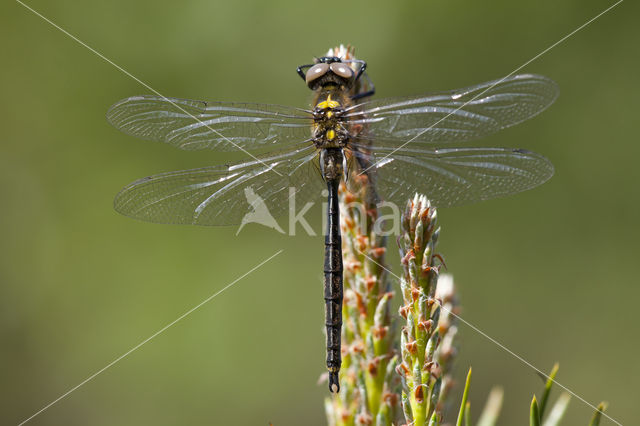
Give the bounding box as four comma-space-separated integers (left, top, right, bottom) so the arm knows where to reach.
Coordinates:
329, 372, 340, 393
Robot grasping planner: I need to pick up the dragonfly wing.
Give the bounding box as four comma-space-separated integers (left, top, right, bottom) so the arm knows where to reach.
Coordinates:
346, 74, 558, 146
114, 144, 324, 225
107, 95, 312, 152
349, 144, 554, 208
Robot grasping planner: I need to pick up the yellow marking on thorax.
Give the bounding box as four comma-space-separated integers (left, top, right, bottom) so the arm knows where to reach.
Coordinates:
316, 94, 341, 110
326, 129, 336, 140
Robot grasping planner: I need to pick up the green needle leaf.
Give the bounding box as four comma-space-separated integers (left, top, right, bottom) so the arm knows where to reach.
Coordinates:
455, 367, 472, 426
428, 411, 439, 426
541, 392, 570, 426
464, 402, 471, 426
539, 363, 559, 420
477, 387, 504, 426
588, 402, 608, 426
530, 396, 541, 426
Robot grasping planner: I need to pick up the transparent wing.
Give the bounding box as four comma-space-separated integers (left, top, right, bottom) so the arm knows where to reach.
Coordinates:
346, 74, 558, 146
349, 144, 553, 208
107, 95, 313, 152
114, 144, 325, 225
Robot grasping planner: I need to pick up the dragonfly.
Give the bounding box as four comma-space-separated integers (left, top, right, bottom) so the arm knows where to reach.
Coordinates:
107, 46, 558, 393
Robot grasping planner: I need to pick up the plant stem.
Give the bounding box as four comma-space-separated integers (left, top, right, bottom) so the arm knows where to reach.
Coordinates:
324, 179, 399, 425
397, 194, 458, 425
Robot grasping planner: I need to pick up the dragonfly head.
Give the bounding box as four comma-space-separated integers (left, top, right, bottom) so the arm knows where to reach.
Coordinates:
301, 57, 355, 91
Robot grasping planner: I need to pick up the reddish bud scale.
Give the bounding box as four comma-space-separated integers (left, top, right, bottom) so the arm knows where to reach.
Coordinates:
344, 259, 360, 273
421, 264, 435, 277
401, 249, 415, 265
411, 287, 420, 303
371, 247, 386, 258
420, 207, 431, 221
396, 362, 411, 376
367, 357, 381, 375
398, 305, 410, 319
343, 215, 355, 230
355, 412, 373, 425
418, 320, 433, 333
352, 341, 365, 354
355, 291, 367, 316
365, 276, 377, 292
383, 391, 400, 406
372, 325, 388, 340
414, 385, 424, 403
344, 192, 356, 204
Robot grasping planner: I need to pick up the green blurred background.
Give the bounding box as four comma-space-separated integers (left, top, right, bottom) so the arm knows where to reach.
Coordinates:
2, 0, 638, 424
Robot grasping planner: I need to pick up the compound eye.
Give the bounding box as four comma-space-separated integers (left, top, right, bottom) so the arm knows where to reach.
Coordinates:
329, 62, 354, 79
305, 63, 330, 85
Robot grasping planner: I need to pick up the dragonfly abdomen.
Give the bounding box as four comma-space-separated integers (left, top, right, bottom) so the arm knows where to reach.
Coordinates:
324, 175, 343, 393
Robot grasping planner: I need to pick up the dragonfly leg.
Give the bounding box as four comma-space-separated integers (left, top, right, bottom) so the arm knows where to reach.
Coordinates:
350, 70, 376, 101
296, 63, 314, 81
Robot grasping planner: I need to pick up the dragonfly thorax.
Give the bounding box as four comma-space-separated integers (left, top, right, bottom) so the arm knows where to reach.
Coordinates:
312, 93, 350, 149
